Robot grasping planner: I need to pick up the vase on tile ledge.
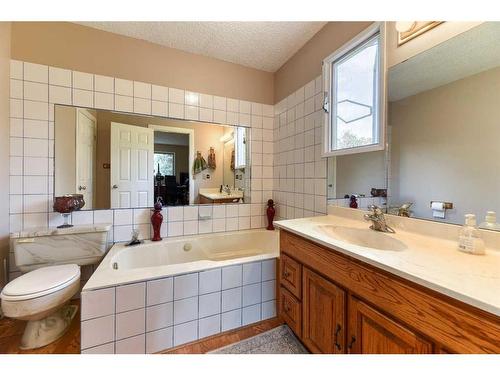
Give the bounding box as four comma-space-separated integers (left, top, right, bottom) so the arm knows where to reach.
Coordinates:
151, 200, 163, 241
266, 199, 275, 231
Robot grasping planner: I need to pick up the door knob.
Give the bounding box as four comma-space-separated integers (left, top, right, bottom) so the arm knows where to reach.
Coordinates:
112, 184, 118, 189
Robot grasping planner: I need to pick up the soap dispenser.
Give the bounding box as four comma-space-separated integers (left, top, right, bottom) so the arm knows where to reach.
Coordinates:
479, 211, 500, 231
458, 214, 485, 255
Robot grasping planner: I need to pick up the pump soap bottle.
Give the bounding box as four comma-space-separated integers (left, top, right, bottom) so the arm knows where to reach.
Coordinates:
458, 214, 485, 255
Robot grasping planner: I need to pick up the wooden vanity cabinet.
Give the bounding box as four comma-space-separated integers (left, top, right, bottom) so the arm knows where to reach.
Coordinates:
279, 230, 500, 354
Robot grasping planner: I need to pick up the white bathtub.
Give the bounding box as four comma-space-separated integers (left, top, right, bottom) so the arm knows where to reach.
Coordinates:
83, 229, 279, 291
80, 229, 279, 353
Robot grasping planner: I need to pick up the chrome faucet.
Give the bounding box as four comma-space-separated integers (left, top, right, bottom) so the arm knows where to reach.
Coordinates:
364, 205, 395, 233
222, 185, 231, 194
126, 229, 142, 246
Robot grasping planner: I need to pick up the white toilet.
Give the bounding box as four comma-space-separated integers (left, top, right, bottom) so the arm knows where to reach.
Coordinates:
0, 224, 110, 350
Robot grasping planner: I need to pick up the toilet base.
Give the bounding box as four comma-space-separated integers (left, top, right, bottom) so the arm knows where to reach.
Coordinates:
20, 304, 78, 350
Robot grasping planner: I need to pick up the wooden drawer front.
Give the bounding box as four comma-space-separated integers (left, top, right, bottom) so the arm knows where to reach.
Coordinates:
280, 254, 302, 299
280, 287, 302, 337
281, 230, 500, 353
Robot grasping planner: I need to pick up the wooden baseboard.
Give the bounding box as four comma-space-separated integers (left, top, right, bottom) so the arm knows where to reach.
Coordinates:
159, 317, 283, 354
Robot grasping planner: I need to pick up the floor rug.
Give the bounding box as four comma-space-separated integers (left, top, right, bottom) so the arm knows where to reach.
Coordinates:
209, 325, 309, 354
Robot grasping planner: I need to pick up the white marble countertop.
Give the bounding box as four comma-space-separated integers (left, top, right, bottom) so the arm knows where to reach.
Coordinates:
199, 190, 243, 200
275, 209, 500, 317
11, 224, 112, 238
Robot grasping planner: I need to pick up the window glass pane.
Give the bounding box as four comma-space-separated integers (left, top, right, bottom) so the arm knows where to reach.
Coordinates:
154, 152, 175, 176
235, 127, 246, 168
333, 34, 379, 150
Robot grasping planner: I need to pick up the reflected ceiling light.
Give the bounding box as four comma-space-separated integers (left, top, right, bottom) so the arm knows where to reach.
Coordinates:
395, 21, 417, 33
185, 92, 199, 106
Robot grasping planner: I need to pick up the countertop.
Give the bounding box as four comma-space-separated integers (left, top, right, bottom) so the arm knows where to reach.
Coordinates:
275, 212, 500, 317
199, 191, 243, 200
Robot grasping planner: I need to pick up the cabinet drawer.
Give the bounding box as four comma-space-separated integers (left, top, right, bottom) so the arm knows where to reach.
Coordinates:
280, 254, 302, 299
280, 287, 302, 337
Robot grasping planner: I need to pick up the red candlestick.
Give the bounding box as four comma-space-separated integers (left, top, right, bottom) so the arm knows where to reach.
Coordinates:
151, 201, 163, 241
266, 199, 275, 230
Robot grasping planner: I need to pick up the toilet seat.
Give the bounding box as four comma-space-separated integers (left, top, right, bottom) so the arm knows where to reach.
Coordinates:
1, 264, 80, 302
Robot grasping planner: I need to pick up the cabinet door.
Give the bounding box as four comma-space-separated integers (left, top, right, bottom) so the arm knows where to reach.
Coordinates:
348, 296, 432, 354
302, 267, 346, 353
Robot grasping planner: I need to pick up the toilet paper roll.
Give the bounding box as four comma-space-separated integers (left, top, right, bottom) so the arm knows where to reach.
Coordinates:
431, 202, 445, 211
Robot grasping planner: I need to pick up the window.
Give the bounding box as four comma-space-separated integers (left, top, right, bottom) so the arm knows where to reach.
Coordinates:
154, 152, 175, 176
234, 127, 247, 169
323, 23, 385, 156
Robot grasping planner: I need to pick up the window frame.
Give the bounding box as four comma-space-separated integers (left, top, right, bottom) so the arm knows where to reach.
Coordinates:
322, 22, 386, 157
154, 151, 176, 176
234, 127, 247, 169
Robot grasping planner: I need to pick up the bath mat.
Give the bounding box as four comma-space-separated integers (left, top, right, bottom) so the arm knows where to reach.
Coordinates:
209, 325, 309, 354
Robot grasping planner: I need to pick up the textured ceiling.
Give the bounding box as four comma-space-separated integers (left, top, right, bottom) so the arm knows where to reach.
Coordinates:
389, 22, 500, 101
76, 22, 327, 72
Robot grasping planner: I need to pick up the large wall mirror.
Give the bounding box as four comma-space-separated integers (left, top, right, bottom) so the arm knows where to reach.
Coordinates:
328, 22, 500, 230
54, 105, 250, 210
387, 22, 500, 226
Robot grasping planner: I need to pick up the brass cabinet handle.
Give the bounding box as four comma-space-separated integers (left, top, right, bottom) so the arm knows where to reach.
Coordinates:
283, 302, 290, 312
348, 335, 356, 350
334, 324, 342, 351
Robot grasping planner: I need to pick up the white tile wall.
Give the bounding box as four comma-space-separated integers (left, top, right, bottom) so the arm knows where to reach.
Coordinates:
8, 59, 275, 281
80, 258, 276, 353
273, 76, 327, 220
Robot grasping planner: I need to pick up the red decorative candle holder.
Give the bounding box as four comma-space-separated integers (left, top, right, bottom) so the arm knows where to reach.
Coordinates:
151, 201, 163, 241
266, 199, 275, 230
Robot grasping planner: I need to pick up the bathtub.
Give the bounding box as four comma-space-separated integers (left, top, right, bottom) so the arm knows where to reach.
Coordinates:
80, 229, 279, 354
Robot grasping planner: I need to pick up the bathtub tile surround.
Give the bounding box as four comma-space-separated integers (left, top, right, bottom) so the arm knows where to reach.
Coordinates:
80, 259, 277, 353
273, 76, 327, 220
8, 59, 274, 281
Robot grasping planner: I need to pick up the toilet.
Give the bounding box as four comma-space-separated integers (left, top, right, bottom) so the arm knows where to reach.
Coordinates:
0, 224, 111, 350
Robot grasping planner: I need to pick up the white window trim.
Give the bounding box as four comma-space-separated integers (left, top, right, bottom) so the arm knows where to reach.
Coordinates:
322, 22, 387, 157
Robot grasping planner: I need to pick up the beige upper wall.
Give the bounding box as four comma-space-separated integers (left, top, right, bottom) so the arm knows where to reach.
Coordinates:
11, 22, 274, 104
274, 21, 373, 102
274, 21, 484, 102
0, 22, 11, 290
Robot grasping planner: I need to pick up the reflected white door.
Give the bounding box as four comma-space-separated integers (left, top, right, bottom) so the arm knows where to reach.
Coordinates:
76, 109, 96, 209
110, 122, 154, 208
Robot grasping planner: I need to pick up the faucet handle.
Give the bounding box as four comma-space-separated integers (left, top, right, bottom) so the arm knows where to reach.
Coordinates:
131, 229, 139, 241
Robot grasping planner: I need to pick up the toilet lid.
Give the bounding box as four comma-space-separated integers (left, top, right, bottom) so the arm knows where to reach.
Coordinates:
1, 264, 80, 300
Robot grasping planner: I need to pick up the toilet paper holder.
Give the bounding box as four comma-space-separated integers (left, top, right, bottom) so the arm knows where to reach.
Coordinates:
430, 201, 453, 209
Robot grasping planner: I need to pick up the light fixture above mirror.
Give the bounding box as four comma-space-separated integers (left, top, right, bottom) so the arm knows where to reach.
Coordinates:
396, 21, 444, 46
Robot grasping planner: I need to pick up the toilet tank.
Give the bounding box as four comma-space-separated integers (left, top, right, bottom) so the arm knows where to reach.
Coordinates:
11, 224, 111, 273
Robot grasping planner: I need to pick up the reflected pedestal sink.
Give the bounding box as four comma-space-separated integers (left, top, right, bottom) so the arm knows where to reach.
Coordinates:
315, 225, 407, 251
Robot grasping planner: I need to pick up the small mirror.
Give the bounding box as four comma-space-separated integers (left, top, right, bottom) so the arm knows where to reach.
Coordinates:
54, 105, 250, 210
327, 150, 387, 207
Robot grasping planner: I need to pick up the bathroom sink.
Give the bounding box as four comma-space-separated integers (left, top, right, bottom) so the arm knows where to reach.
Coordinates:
315, 225, 407, 251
